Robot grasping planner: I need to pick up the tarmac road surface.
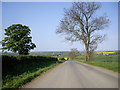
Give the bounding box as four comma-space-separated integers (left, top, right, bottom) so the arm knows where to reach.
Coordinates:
22, 60, 118, 88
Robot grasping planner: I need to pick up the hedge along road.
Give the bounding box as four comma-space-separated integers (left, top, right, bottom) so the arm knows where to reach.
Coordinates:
22, 60, 118, 88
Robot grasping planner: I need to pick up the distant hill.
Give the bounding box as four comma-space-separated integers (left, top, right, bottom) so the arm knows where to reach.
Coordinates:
30, 51, 69, 57
0, 50, 119, 56
0, 51, 69, 56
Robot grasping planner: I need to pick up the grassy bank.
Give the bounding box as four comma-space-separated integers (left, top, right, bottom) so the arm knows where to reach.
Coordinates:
2, 55, 64, 89
75, 55, 119, 73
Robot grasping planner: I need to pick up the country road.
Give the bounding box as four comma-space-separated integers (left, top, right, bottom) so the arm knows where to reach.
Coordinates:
22, 60, 118, 88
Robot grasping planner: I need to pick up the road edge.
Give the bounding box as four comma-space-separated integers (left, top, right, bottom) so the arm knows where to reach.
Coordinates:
74, 60, 118, 78
20, 61, 67, 88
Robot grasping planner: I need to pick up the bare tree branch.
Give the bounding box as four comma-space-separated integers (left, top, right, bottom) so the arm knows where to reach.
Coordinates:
56, 2, 109, 61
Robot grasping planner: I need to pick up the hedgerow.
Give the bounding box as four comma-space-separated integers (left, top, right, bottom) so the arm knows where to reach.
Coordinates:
2, 55, 59, 89
2, 55, 58, 75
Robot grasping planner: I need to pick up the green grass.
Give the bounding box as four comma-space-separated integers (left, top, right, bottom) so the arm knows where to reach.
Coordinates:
75, 55, 119, 73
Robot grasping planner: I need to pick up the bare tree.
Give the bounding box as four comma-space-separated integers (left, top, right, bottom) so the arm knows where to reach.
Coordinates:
56, 2, 109, 61
68, 48, 80, 59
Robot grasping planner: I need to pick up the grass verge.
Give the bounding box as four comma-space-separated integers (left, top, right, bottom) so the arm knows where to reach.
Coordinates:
75, 55, 119, 73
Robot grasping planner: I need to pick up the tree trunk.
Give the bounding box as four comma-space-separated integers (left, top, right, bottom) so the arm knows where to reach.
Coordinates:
85, 44, 91, 61
85, 52, 90, 61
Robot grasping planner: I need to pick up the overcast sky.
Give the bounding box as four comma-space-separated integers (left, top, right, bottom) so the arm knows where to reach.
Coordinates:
2, 2, 118, 52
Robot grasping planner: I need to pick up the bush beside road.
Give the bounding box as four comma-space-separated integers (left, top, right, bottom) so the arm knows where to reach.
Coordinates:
2, 55, 65, 89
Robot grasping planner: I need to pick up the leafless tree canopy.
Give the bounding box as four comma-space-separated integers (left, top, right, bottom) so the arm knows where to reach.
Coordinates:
56, 2, 109, 61
68, 48, 80, 59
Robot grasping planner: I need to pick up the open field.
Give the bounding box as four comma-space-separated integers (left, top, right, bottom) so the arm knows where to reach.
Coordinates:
2, 55, 63, 89
75, 55, 119, 73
